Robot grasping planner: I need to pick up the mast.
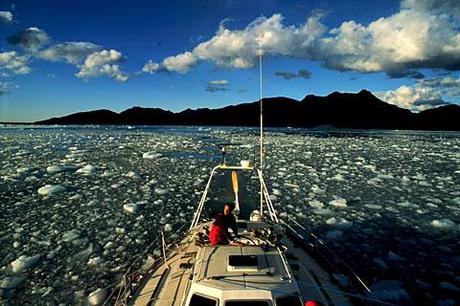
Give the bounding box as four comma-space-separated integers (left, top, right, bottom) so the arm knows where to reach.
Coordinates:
259, 43, 264, 217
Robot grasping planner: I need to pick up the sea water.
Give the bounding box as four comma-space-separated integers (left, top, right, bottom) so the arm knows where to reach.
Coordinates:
0, 125, 458, 305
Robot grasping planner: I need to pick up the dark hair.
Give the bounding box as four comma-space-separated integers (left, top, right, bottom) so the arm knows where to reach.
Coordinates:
224, 203, 235, 211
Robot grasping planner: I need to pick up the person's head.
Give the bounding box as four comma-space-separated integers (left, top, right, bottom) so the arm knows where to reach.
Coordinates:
223, 203, 235, 215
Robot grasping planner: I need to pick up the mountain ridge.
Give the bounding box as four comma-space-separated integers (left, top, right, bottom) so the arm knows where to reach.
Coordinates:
33, 90, 460, 131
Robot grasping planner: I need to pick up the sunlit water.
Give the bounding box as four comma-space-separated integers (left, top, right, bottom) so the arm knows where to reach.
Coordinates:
0, 125, 459, 305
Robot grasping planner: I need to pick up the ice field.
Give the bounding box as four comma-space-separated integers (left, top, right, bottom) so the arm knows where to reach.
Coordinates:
0, 126, 459, 305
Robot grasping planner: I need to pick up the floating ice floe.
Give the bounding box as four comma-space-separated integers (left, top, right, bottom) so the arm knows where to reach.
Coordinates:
365, 204, 382, 210
329, 198, 347, 208
123, 203, 139, 214
431, 219, 455, 229
37, 184, 66, 196
11, 255, 41, 273
76, 164, 96, 175
61, 229, 81, 242
308, 200, 324, 209
154, 188, 168, 195
46, 164, 77, 174
313, 208, 333, 215
0, 276, 26, 290
142, 152, 162, 159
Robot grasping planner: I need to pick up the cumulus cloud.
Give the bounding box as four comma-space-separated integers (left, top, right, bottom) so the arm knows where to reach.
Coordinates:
142, 60, 160, 73
386, 70, 425, 79
417, 76, 460, 97
317, 2, 460, 74
0, 51, 31, 75
142, 13, 326, 73
7, 27, 50, 50
38, 42, 101, 64
275, 69, 311, 80
163, 52, 197, 73
0, 11, 13, 24
76, 49, 128, 82
206, 79, 229, 92
376, 85, 444, 110
144, 1, 459, 77
401, 0, 460, 20
375, 76, 460, 111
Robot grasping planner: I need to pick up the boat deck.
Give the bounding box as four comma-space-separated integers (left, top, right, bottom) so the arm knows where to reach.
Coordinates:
131, 221, 352, 306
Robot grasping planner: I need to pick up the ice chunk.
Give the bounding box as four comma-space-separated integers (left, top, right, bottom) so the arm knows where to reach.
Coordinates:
88, 288, 108, 305
143, 152, 162, 159
308, 200, 324, 208
61, 229, 81, 242
313, 208, 333, 215
365, 204, 382, 210
154, 188, 168, 195
387, 251, 404, 261
11, 254, 41, 273
76, 164, 96, 175
439, 281, 460, 292
87, 257, 103, 266
123, 203, 139, 213
329, 198, 347, 208
37, 184, 66, 196
332, 174, 345, 181
46, 165, 77, 174
164, 224, 172, 232
431, 219, 455, 229
0, 276, 26, 289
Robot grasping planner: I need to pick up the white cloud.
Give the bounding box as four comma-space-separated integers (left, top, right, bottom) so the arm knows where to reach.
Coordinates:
0, 11, 13, 24
7, 27, 50, 50
162, 51, 197, 73
401, 0, 460, 20
38, 42, 101, 64
206, 79, 229, 92
375, 85, 442, 110
145, 1, 459, 76
209, 80, 228, 85
317, 5, 460, 73
142, 60, 160, 73
0, 51, 31, 75
142, 13, 326, 73
375, 76, 460, 111
275, 69, 311, 80
76, 49, 128, 82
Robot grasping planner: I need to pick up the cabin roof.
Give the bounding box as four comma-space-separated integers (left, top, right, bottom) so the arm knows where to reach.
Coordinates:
193, 245, 294, 291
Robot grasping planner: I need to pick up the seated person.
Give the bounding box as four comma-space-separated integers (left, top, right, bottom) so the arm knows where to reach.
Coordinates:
209, 203, 239, 246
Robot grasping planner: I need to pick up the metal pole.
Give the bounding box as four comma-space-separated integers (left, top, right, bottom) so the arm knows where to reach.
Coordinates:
259, 44, 264, 218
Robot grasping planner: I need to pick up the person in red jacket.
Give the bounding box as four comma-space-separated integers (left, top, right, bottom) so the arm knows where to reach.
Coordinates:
209, 203, 239, 246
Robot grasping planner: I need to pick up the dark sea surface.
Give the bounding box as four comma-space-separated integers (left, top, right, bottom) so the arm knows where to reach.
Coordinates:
0, 125, 459, 305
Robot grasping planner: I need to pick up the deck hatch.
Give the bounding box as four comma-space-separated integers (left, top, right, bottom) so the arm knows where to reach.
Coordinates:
228, 255, 259, 271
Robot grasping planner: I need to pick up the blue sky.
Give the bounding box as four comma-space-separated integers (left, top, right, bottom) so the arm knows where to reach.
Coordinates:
0, 0, 459, 122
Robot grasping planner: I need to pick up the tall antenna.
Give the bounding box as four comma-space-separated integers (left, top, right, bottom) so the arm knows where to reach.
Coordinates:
259, 43, 264, 217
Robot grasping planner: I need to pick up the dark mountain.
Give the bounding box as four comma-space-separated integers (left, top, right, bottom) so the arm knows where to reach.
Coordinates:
413, 104, 460, 131
34, 90, 460, 131
119, 107, 175, 125
38, 109, 120, 125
